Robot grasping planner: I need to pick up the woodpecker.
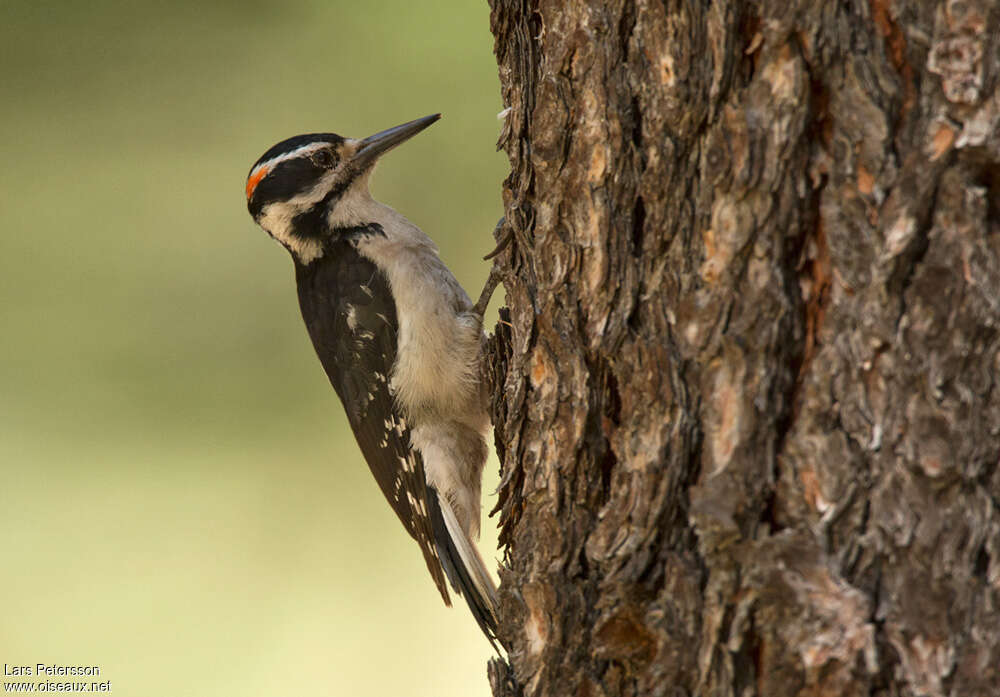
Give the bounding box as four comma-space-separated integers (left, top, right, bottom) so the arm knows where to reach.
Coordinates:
245, 114, 498, 645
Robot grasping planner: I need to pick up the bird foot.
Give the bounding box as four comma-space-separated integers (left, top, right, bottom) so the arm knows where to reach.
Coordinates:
473, 218, 508, 318
473, 265, 502, 319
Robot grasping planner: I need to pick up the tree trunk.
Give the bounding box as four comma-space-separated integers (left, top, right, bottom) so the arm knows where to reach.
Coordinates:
483, 1, 1000, 696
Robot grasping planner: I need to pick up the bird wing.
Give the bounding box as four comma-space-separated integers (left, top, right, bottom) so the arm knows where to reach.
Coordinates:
294, 241, 451, 606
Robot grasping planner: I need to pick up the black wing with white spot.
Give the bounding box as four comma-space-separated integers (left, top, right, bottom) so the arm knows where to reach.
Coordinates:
293, 239, 451, 606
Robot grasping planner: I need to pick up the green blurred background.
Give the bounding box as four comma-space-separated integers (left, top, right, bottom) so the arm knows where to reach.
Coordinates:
0, 1, 506, 694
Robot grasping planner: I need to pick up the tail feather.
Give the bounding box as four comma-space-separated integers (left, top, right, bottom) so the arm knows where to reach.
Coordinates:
426, 485, 499, 649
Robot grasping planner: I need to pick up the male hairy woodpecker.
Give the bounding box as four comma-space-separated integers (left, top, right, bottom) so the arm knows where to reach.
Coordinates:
245, 114, 499, 644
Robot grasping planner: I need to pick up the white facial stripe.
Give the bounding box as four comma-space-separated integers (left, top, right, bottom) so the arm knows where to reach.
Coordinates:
287, 169, 342, 208
250, 142, 329, 180
258, 201, 324, 264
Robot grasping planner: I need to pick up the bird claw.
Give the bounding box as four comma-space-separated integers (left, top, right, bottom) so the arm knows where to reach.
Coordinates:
483, 217, 513, 261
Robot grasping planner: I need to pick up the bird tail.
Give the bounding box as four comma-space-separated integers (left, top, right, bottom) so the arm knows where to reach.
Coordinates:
426, 486, 499, 649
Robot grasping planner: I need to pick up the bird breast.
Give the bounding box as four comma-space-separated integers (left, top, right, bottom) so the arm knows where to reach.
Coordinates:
355, 209, 486, 430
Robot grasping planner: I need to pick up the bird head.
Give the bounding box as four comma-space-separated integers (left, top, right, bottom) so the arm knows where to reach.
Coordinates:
246, 114, 440, 263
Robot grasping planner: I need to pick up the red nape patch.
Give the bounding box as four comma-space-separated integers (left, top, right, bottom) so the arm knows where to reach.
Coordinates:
246, 165, 269, 201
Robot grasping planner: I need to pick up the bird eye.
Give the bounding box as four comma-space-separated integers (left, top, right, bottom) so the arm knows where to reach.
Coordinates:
311, 150, 337, 168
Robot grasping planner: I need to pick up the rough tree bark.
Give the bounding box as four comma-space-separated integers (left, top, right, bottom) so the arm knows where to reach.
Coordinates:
482, 1, 1000, 696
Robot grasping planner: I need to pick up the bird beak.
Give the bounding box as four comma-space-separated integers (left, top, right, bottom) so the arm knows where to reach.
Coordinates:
352, 114, 441, 170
